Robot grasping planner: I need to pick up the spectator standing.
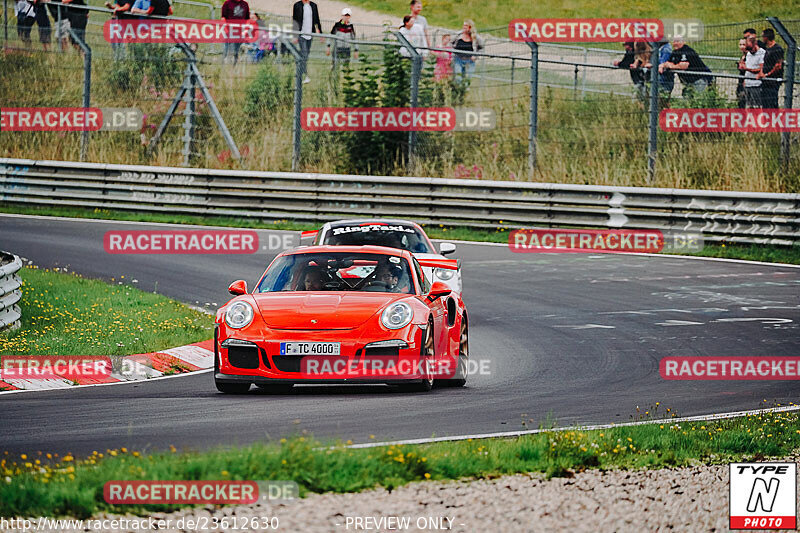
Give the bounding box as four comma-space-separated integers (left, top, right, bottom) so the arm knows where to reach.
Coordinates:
630, 41, 651, 100
131, 0, 170, 17
46, 0, 69, 51
652, 40, 673, 98
432, 33, 452, 81
15, 0, 36, 47
408, 0, 430, 55
326, 8, 358, 65
758, 28, 784, 109
659, 36, 712, 97
740, 36, 764, 108
743, 28, 764, 49
735, 38, 747, 108
221, 0, 249, 64
292, 0, 322, 83
31, 0, 51, 51
398, 15, 427, 58
450, 19, 483, 83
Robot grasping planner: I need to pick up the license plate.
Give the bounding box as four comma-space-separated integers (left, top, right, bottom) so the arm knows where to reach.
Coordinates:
279, 342, 341, 356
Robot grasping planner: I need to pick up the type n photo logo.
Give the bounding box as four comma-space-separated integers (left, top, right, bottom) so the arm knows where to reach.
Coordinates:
730, 463, 797, 530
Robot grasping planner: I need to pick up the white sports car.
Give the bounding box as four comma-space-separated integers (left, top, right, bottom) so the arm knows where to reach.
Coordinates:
304, 219, 462, 294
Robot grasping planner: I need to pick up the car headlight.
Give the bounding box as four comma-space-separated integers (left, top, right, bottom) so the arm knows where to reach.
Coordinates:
225, 301, 254, 329
381, 301, 413, 329
435, 268, 455, 281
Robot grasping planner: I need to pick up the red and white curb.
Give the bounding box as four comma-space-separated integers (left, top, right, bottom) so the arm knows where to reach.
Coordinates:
0, 339, 213, 392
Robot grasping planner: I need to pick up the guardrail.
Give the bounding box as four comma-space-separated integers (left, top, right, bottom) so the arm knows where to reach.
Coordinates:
0, 251, 23, 332
1, 158, 799, 245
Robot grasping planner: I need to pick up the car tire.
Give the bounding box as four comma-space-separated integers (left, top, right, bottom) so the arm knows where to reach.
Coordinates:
255, 383, 294, 394
399, 318, 434, 393
215, 380, 251, 394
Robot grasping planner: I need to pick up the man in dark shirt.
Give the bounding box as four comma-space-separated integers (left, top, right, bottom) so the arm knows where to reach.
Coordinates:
613, 42, 646, 94
757, 28, 784, 109
659, 36, 712, 97
221, 0, 249, 64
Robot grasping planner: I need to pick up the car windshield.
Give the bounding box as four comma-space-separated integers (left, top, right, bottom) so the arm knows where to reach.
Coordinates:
322, 224, 432, 253
256, 252, 415, 294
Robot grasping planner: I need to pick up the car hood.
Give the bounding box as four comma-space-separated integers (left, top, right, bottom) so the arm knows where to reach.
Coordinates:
252, 292, 407, 330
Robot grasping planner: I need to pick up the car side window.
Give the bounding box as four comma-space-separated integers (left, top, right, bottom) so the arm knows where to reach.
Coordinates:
413, 258, 430, 294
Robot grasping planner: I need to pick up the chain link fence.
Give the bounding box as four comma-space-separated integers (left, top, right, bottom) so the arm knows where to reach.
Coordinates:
0, 6, 797, 191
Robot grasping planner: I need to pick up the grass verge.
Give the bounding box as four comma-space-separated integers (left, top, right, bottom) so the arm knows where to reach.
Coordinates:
1, 406, 799, 518
3, 204, 800, 265
0, 265, 213, 357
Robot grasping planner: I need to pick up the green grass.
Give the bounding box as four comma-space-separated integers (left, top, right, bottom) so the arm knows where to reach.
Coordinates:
1, 406, 799, 518
3, 203, 800, 265
0, 266, 212, 357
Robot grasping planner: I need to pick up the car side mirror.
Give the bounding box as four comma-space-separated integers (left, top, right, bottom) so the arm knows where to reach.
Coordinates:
228, 280, 248, 295
426, 281, 451, 302
439, 242, 456, 255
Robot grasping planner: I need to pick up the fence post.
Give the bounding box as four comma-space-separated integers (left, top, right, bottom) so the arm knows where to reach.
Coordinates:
647, 43, 661, 183
69, 27, 92, 162
394, 31, 421, 173
280, 35, 303, 171
182, 68, 197, 166
4, 0, 7, 46
526, 42, 538, 175
768, 17, 796, 173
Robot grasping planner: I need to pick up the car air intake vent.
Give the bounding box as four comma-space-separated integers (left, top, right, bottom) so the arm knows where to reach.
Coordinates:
272, 356, 304, 373
364, 346, 400, 357
227, 345, 260, 369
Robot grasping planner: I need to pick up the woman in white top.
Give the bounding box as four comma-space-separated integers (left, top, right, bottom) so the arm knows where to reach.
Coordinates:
398, 15, 428, 57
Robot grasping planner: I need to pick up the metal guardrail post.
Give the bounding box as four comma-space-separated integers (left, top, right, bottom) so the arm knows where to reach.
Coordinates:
280, 35, 303, 171
527, 42, 539, 175
393, 31, 421, 173
647, 43, 661, 183
768, 17, 796, 173
69, 27, 92, 162
0, 251, 23, 332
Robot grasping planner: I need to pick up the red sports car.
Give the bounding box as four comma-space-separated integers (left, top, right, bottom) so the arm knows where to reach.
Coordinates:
214, 245, 469, 393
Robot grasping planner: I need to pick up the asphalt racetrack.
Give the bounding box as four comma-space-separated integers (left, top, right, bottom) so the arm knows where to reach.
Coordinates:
2, 214, 800, 456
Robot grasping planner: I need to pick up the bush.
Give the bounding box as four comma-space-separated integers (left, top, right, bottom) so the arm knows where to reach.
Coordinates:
244, 60, 293, 116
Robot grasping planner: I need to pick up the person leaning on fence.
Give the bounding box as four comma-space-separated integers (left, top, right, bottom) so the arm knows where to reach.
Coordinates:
614, 42, 646, 94
130, 0, 171, 18
740, 36, 765, 109
15, 0, 36, 47
652, 40, 674, 99
659, 36, 712, 98
757, 28, 784, 109
398, 15, 428, 58
450, 20, 483, 83
105, 0, 133, 59
292, 0, 322, 84
221, 0, 250, 65
326, 8, 358, 65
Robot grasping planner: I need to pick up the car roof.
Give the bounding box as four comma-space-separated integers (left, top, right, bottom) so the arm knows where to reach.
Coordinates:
280, 244, 416, 260
323, 219, 423, 229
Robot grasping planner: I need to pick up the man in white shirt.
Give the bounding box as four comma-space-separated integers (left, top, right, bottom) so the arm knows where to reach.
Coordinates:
409, 0, 429, 53
292, 0, 321, 83
739, 36, 765, 108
